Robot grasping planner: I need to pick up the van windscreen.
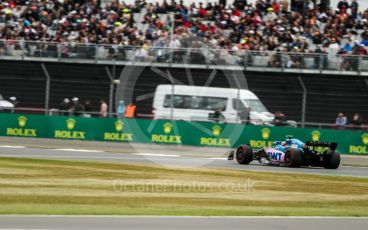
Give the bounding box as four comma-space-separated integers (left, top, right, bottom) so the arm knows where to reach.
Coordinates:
164, 95, 227, 110
244, 99, 268, 112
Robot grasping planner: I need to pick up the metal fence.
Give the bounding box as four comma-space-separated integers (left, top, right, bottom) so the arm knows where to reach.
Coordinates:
1, 40, 368, 76
0, 40, 367, 130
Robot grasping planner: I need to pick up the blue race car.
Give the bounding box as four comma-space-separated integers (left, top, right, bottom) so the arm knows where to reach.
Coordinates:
228, 136, 340, 169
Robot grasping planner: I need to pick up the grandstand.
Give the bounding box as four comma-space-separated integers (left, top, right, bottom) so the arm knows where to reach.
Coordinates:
0, 0, 367, 128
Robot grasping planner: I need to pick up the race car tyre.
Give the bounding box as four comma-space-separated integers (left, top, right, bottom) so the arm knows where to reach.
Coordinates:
323, 151, 340, 169
284, 148, 303, 167
236, 145, 253, 165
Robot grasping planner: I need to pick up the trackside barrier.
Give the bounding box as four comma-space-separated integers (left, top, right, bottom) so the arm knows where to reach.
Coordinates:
0, 114, 367, 155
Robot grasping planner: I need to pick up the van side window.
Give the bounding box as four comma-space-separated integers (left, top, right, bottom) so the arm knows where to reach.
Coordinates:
164, 95, 191, 108
202, 97, 227, 110
232, 99, 247, 111
164, 95, 227, 110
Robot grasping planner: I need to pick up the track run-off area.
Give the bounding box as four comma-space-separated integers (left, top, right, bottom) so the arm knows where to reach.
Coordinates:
0, 144, 367, 177
1, 137, 368, 229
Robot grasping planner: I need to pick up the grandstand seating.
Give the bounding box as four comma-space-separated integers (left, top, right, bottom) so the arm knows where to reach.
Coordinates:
0, 1, 367, 126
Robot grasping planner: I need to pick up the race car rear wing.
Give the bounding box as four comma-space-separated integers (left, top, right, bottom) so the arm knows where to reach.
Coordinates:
305, 141, 338, 151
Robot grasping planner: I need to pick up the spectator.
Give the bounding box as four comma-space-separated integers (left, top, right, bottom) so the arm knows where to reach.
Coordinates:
70, 97, 84, 117
100, 99, 108, 118
359, 44, 367, 55
288, 47, 304, 68
233, 0, 247, 11
337, 0, 349, 14
337, 48, 351, 71
351, 0, 359, 18
273, 111, 287, 126
349, 46, 361, 71
219, 0, 227, 7
314, 46, 328, 69
83, 100, 93, 117
268, 49, 282, 67
281, 0, 289, 14
335, 112, 347, 129
263, 7, 277, 22
0, 0, 367, 68
349, 113, 363, 129
58, 98, 70, 116
342, 41, 353, 52
210, 107, 224, 123
135, 46, 148, 62
329, 38, 340, 50
117, 100, 125, 119
125, 102, 137, 118
319, 0, 330, 12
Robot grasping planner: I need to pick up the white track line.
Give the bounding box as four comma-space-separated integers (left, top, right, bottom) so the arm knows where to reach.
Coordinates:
134, 153, 179, 157
1, 215, 368, 218
53, 149, 105, 153
0, 154, 136, 160
0, 146, 25, 148
341, 165, 368, 169
209, 157, 227, 160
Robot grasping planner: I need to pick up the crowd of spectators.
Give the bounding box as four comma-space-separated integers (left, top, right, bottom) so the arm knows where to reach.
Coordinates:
334, 112, 367, 130
1, 0, 368, 68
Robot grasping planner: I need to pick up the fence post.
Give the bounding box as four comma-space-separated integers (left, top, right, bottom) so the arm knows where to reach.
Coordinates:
41, 63, 51, 116
281, 53, 285, 72
20, 40, 25, 61
167, 70, 174, 121
319, 53, 323, 74
57, 43, 61, 62
297, 76, 307, 128
206, 46, 210, 69
243, 51, 248, 71
105, 66, 115, 118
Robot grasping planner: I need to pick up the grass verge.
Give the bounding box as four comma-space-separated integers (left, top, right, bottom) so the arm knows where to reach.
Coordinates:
0, 157, 368, 216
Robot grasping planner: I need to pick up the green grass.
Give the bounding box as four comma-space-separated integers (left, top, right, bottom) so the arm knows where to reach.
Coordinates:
0, 157, 368, 216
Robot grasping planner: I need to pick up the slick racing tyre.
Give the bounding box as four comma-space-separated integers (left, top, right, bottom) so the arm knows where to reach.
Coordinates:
284, 148, 303, 167
236, 145, 253, 165
323, 151, 340, 169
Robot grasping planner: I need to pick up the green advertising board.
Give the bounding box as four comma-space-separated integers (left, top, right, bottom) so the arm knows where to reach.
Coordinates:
0, 113, 367, 155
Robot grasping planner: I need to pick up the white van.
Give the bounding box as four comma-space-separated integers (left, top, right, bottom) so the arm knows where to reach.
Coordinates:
152, 85, 275, 124
0, 94, 14, 110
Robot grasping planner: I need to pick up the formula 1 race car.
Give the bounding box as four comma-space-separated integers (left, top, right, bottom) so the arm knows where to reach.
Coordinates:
228, 136, 340, 169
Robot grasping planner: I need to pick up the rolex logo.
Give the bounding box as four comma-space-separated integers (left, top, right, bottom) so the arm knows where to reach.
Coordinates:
212, 125, 221, 137
66, 119, 76, 130
261, 128, 271, 140
163, 122, 173, 134
18, 116, 27, 127
311, 130, 321, 141
115, 120, 124, 132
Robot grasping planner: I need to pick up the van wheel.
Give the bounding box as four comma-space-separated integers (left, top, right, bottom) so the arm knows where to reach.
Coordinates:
236, 145, 253, 165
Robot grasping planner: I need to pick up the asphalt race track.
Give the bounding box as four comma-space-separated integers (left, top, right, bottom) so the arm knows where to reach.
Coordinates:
1, 142, 368, 230
0, 145, 367, 177
0, 216, 368, 230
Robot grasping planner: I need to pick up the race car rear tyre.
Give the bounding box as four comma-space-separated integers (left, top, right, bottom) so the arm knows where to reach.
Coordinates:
236, 145, 253, 165
323, 151, 340, 169
284, 148, 303, 167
